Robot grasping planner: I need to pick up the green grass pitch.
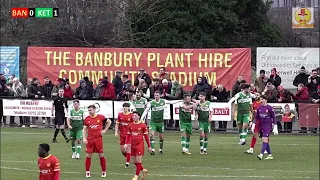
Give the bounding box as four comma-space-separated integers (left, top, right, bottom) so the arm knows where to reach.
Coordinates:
1, 128, 319, 180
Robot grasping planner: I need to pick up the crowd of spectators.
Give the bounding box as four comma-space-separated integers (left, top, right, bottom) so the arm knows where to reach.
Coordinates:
0, 66, 319, 132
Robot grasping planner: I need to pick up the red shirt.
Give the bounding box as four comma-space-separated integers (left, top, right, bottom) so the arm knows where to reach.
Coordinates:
117, 112, 133, 136
253, 100, 262, 111
127, 122, 148, 146
38, 155, 60, 180
84, 114, 106, 140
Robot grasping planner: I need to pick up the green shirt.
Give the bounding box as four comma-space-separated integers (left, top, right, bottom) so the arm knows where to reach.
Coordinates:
133, 97, 147, 115
234, 92, 252, 114
196, 101, 211, 122
69, 109, 85, 131
179, 102, 193, 123
148, 99, 166, 123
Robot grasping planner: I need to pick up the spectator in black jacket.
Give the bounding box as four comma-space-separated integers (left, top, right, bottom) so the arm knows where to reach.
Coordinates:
0, 73, 6, 96
293, 66, 309, 87
122, 74, 132, 91
311, 85, 320, 104
202, 77, 213, 100
276, 86, 293, 103
113, 70, 123, 97
306, 69, 320, 95
149, 78, 162, 99
134, 69, 152, 87
231, 75, 244, 97
191, 77, 209, 100
83, 76, 93, 89
211, 84, 229, 131
42, 76, 53, 99
27, 78, 44, 99
75, 79, 93, 100
269, 68, 282, 89
211, 85, 229, 102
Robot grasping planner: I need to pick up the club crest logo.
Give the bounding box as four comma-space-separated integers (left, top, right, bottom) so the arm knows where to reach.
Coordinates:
47, 163, 51, 167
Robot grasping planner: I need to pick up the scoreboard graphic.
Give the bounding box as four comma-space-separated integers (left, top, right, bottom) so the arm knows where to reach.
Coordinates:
11, 8, 59, 18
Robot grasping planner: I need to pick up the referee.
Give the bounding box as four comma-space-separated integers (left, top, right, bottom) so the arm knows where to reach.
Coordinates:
52, 88, 70, 143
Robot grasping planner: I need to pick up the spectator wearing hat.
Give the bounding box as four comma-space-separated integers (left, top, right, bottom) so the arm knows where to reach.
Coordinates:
262, 82, 278, 102
134, 69, 151, 87
83, 76, 93, 89
101, 79, 116, 99
75, 79, 93, 100
254, 70, 269, 93
293, 66, 309, 87
306, 69, 320, 95
113, 70, 123, 97
93, 78, 104, 99
276, 86, 293, 103
311, 85, 320, 103
269, 68, 281, 89
294, 83, 309, 101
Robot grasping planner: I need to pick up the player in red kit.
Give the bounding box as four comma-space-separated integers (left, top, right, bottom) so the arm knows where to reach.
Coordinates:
125, 111, 152, 180
245, 92, 267, 154
83, 105, 112, 178
38, 143, 60, 180
115, 102, 133, 168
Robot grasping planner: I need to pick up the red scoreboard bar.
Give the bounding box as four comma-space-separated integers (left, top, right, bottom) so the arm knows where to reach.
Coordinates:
11, 8, 29, 18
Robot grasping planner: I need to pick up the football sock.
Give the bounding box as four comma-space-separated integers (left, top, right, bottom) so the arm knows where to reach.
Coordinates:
243, 128, 248, 140
250, 137, 257, 148
60, 129, 67, 139
239, 129, 243, 140
76, 143, 81, 154
199, 137, 204, 149
99, 157, 107, 172
261, 142, 268, 154
181, 136, 186, 150
159, 139, 164, 150
186, 137, 190, 149
85, 157, 91, 171
266, 143, 271, 154
71, 141, 75, 152
125, 153, 131, 164
150, 138, 155, 150
203, 137, 208, 150
135, 163, 143, 176
53, 128, 59, 139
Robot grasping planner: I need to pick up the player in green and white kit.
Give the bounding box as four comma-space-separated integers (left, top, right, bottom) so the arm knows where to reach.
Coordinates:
179, 94, 198, 155
67, 100, 85, 159
229, 84, 253, 145
133, 91, 147, 117
141, 91, 166, 155
194, 92, 211, 154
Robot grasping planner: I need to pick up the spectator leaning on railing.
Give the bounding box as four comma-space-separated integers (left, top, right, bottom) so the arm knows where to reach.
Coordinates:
51, 79, 63, 98
191, 77, 209, 100
136, 79, 150, 99
276, 86, 293, 103
134, 69, 152, 87
93, 78, 104, 99
294, 83, 309, 101
101, 79, 116, 99
160, 79, 171, 99
149, 78, 162, 99
11, 78, 26, 126
311, 85, 320, 103
211, 84, 229, 131
63, 82, 74, 100
27, 78, 44, 99
262, 82, 278, 102
165, 81, 183, 100
75, 79, 93, 100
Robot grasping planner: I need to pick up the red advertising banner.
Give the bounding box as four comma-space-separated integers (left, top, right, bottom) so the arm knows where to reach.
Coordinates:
298, 103, 320, 128
27, 47, 251, 90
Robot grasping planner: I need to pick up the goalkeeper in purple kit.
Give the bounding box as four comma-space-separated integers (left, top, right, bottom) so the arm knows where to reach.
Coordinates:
253, 95, 278, 160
